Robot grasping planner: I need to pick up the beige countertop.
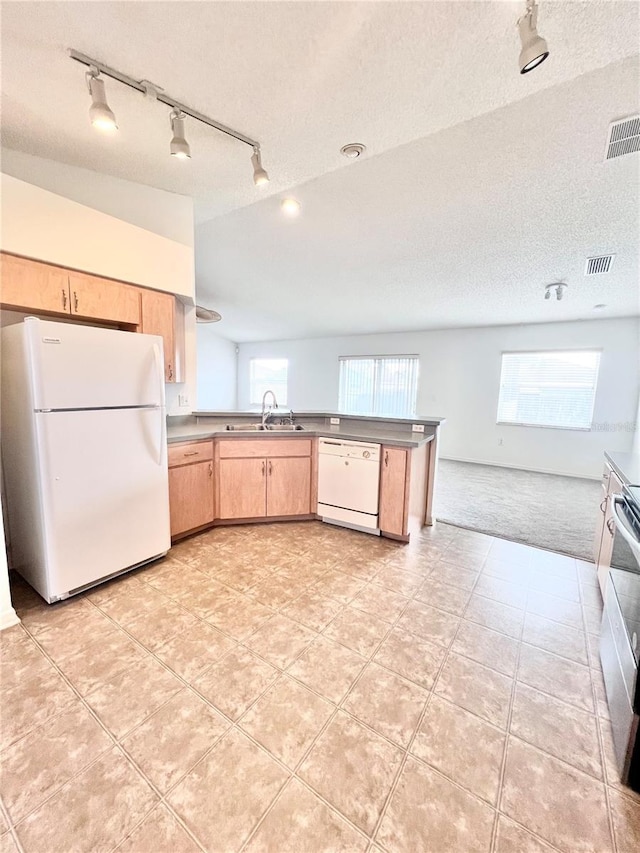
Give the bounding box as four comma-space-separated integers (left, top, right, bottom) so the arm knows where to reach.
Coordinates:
167, 416, 438, 448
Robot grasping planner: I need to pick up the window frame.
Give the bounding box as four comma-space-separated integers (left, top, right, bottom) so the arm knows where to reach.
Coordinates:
338, 354, 420, 419
496, 348, 602, 432
248, 357, 289, 408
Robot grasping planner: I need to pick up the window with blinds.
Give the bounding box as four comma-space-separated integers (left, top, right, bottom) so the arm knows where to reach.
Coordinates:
497, 350, 601, 430
249, 358, 288, 406
338, 356, 419, 418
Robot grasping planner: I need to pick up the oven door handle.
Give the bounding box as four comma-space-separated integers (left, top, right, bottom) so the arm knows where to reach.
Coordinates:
612, 496, 640, 565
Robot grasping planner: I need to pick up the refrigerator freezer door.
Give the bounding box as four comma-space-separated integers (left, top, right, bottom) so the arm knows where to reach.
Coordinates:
24, 318, 165, 410
34, 407, 170, 600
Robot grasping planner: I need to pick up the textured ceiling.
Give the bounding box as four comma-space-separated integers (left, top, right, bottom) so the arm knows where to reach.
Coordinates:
1, 1, 639, 224
196, 56, 640, 341
1, 1, 639, 341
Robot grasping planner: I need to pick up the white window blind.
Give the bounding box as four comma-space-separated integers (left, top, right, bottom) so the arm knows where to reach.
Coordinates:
338, 356, 419, 417
249, 358, 288, 406
497, 350, 601, 430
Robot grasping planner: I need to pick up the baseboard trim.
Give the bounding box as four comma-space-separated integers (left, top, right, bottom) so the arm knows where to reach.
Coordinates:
439, 455, 600, 482
0, 606, 20, 630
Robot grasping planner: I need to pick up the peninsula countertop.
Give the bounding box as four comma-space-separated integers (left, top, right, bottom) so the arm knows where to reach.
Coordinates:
605, 450, 640, 486
167, 411, 445, 449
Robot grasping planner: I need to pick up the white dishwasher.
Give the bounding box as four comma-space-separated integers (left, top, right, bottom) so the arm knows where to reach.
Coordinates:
317, 438, 381, 532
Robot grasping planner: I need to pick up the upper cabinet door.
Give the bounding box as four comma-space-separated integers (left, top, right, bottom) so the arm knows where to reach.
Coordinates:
140, 289, 176, 382
68, 271, 140, 326
379, 446, 409, 537
0, 253, 70, 315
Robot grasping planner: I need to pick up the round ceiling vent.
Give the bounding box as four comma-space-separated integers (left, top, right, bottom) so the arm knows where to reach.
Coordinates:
340, 143, 366, 159
195, 305, 222, 323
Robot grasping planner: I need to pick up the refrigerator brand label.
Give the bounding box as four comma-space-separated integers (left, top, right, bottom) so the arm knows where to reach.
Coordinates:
42, 337, 61, 344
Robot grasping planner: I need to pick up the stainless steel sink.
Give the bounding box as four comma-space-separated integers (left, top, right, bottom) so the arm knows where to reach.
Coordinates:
264, 424, 304, 431
225, 423, 266, 431
224, 423, 304, 431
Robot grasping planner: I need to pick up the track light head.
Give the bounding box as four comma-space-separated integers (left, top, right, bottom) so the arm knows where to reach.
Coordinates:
86, 71, 117, 132
251, 148, 269, 187
170, 110, 191, 160
517, 1, 549, 74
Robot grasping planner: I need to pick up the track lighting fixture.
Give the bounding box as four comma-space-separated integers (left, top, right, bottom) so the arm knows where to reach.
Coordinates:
170, 110, 191, 160
251, 148, 269, 186
544, 282, 567, 301
517, 1, 549, 74
86, 70, 117, 131
70, 49, 269, 185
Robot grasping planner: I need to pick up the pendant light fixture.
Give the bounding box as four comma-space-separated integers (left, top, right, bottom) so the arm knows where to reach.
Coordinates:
517, 1, 550, 74
251, 147, 269, 186
86, 69, 117, 131
170, 110, 191, 160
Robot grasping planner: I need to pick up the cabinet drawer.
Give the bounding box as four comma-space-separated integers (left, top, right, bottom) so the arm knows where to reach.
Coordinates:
218, 438, 312, 459
168, 440, 214, 467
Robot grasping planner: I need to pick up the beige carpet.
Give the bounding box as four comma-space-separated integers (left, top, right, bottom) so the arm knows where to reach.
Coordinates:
435, 459, 601, 561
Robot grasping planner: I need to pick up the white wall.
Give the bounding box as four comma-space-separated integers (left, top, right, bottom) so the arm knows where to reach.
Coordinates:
0, 174, 194, 298
238, 318, 640, 479
197, 326, 238, 410
1, 148, 195, 247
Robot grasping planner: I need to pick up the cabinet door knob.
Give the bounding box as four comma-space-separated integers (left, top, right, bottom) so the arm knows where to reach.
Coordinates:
61, 289, 67, 310
262, 460, 266, 476
168, 364, 173, 380
384, 451, 389, 467
268, 460, 273, 475
600, 498, 607, 514
607, 518, 615, 535
209, 462, 213, 477
73, 291, 79, 311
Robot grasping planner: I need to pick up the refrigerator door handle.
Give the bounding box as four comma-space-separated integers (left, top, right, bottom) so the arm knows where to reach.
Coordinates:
152, 343, 165, 466
152, 343, 164, 405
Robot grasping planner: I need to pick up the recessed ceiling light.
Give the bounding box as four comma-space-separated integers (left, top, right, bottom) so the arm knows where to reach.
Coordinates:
281, 198, 301, 217
593, 304, 607, 310
340, 143, 366, 159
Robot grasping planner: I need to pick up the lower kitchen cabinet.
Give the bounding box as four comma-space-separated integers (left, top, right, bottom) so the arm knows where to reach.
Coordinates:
217, 438, 314, 521
218, 458, 267, 519
595, 464, 624, 596
267, 456, 312, 516
379, 446, 409, 537
168, 441, 215, 538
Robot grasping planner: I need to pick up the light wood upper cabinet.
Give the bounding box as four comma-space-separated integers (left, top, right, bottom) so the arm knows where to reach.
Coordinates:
68, 271, 140, 326
140, 289, 179, 382
1, 253, 70, 314
169, 459, 214, 538
218, 457, 267, 519
379, 446, 409, 537
267, 456, 312, 517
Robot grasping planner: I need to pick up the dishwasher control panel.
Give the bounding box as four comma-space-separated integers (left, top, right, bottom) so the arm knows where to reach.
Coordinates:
318, 438, 381, 462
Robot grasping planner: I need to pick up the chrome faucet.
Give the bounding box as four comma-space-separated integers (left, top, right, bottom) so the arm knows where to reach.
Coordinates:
261, 390, 278, 427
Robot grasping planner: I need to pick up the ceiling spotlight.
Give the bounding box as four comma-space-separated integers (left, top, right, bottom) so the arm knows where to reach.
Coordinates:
170, 110, 191, 159
86, 70, 117, 131
517, 1, 549, 74
281, 198, 301, 217
544, 282, 567, 301
340, 143, 366, 159
251, 148, 269, 186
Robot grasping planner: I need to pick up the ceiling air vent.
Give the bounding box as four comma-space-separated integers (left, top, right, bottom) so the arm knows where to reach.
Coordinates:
585, 255, 615, 276
605, 115, 640, 160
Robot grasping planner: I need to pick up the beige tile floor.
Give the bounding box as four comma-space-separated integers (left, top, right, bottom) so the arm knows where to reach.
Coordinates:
1, 520, 640, 853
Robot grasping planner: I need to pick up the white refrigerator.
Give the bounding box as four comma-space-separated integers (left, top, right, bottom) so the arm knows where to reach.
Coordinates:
1, 317, 170, 603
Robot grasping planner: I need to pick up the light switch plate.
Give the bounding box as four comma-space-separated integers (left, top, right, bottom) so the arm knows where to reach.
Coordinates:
411, 423, 425, 433
178, 394, 189, 407
330, 417, 340, 425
